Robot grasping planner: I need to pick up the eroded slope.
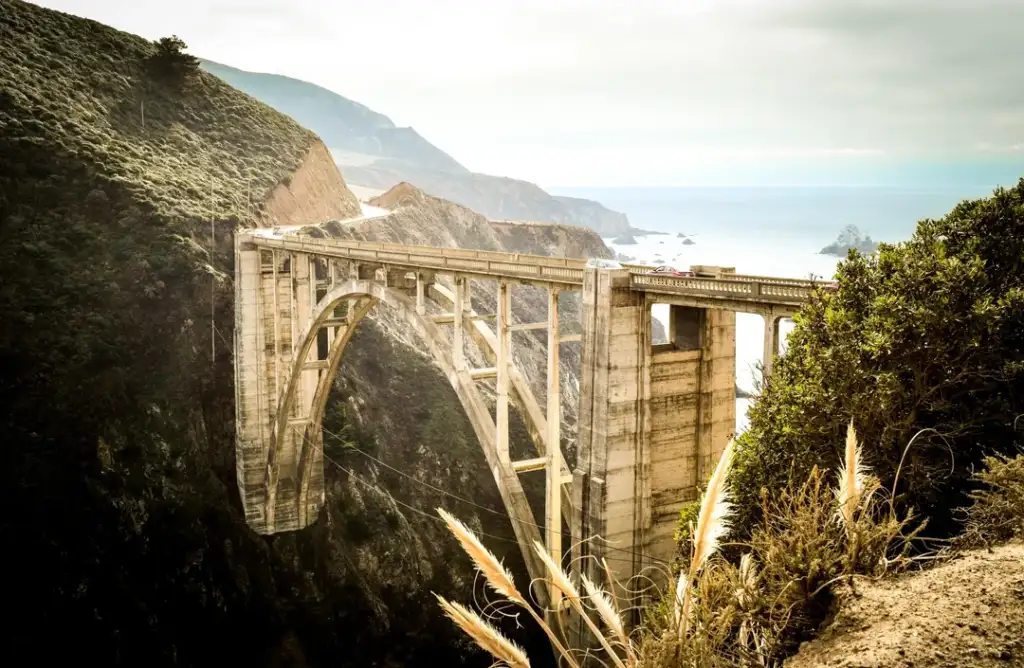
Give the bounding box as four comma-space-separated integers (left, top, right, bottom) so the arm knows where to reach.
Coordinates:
787, 542, 1024, 668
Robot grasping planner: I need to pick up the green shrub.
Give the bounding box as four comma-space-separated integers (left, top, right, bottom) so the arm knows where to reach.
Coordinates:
959, 452, 1024, 547
146, 35, 200, 88
641, 465, 918, 668
731, 180, 1024, 538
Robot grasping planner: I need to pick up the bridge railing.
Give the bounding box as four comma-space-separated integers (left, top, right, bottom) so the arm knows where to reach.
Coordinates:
245, 233, 588, 284
243, 231, 822, 305
631, 272, 814, 305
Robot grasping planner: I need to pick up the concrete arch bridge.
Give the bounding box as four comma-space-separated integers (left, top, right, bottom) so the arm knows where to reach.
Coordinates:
233, 228, 823, 608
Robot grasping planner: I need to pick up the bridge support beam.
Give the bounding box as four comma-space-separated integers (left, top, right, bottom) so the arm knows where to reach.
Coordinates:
496, 280, 511, 460
453, 275, 467, 371
545, 286, 563, 613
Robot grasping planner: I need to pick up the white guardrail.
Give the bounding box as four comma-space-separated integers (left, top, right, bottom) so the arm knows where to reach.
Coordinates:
244, 233, 825, 305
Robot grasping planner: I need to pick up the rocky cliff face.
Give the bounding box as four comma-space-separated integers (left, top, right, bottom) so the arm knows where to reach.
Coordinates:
201, 59, 468, 175
263, 140, 361, 225
490, 219, 617, 258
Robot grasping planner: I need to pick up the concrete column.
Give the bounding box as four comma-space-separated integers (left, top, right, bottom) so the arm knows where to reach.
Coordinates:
496, 280, 511, 461
234, 239, 269, 529
453, 275, 466, 371
415, 272, 426, 316
762, 314, 782, 381
272, 251, 281, 406
545, 285, 562, 612
696, 307, 737, 486
325, 260, 336, 352
573, 264, 648, 591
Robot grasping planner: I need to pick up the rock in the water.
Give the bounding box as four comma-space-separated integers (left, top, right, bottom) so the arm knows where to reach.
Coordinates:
820, 225, 878, 257
682, 238, 695, 246
613, 231, 638, 245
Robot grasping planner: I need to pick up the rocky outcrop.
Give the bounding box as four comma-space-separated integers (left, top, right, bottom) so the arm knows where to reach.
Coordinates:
263, 140, 362, 225
820, 224, 878, 257
490, 220, 615, 260
551, 195, 633, 237
344, 161, 639, 237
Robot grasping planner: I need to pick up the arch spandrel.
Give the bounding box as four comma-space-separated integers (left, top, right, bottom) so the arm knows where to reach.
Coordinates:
266, 279, 549, 595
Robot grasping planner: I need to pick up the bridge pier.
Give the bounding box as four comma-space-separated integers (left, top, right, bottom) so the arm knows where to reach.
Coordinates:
235, 244, 327, 532
572, 264, 735, 619
762, 314, 782, 380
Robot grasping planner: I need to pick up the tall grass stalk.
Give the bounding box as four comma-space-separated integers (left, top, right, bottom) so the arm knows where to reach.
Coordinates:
674, 439, 736, 637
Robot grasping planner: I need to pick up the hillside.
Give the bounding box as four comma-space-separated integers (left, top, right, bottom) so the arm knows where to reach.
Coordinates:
787, 542, 1024, 668
0, 1, 558, 665
199, 60, 637, 237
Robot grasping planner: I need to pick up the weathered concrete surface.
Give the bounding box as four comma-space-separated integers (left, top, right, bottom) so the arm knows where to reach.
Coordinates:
573, 266, 736, 588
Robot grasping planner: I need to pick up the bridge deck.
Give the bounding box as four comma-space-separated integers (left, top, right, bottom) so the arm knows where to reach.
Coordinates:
241, 231, 827, 308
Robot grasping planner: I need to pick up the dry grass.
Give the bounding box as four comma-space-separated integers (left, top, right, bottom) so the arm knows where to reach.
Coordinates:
435, 595, 532, 668
432, 423, 925, 668
674, 439, 735, 635
958, 452, 1024, 548
637, 423, 922, 667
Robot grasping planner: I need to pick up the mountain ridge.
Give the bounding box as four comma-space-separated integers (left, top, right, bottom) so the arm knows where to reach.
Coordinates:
199, 59, 639, 237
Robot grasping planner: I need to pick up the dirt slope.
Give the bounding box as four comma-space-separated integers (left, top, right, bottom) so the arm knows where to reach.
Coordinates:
263, 140, 361, 225
787, 542, 1024, 668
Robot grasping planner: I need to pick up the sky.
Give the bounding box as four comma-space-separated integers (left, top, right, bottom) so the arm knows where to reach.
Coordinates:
31, 0, 1024, 187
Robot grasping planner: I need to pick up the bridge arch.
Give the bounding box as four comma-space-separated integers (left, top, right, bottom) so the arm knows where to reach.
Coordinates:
264, 277, 548, 586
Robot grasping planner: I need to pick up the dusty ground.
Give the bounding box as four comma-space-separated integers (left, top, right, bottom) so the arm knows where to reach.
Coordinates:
787, 542, 1024, 668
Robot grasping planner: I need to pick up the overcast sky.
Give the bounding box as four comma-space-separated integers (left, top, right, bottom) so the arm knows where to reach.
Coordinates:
33, 0, 1024, 186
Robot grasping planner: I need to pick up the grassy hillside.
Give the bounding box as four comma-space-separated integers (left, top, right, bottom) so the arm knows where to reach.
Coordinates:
2, 4, 318, 225
0, 1, 532, 665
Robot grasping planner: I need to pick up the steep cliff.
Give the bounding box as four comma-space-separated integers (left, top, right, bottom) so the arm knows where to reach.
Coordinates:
490, 219, 617, 258
201, 59, 468, 174
263, 140, 361, 225
345, 160, 636, 237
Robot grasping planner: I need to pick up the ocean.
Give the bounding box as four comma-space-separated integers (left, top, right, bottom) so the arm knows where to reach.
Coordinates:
549, 185, 1001, 434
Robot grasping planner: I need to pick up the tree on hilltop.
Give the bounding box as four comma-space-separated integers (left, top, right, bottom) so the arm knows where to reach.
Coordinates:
146, 35, 200, 88
729, 178, 1024, 538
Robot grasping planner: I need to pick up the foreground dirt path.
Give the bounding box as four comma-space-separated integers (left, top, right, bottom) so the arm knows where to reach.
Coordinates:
787, 542, 1024, 668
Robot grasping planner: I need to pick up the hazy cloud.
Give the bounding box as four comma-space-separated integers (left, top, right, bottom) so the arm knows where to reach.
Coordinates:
29, 0, 1024, 185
